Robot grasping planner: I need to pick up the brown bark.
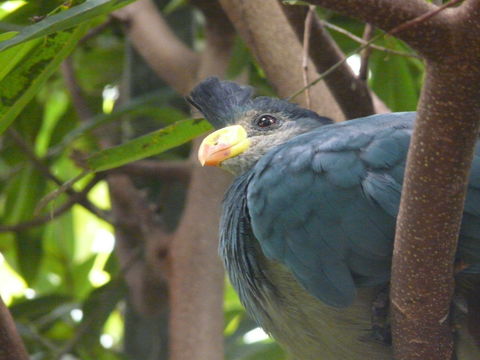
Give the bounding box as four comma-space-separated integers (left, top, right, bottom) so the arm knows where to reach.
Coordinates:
303, 1, 480, 359
0, 297, 28, 360
168, 3, 235, 358
113, 0, 199, 95
219, 0, 343, 119
306, 0, 441, 53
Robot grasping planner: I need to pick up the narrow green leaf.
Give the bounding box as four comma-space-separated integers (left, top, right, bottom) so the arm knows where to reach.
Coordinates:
0, 37, 41, 83
4, 165, 46, 225
87, 118, 212, 172
0, 23, 90, 135
48, 89, 176, 157
10, 294, 72, 320
369, 38, 421, 111
0, 0, 136, 52
163, 0, 187, 14
3, 165, 47, 283
16, 228, 44, 285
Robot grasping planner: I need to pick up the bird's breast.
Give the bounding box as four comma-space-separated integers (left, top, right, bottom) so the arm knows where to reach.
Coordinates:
251, 257, 393, 360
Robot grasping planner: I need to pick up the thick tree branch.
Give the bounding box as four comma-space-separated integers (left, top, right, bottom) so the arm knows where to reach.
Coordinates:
219, 0, 343, 120
281, 3, 374, 118
108, 174, 170, 316
391, 62, 480, 360
168, 3, 235, 360
305, 0, 441, 52
113, 0, 199, 95
0, 297, 28, 360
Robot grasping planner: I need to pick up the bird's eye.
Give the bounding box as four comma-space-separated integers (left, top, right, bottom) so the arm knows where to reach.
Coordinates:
255, 114, 277, 128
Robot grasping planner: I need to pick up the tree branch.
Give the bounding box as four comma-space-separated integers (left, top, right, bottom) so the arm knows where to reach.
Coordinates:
0, 297, 28, 360
281, 3, 374, 118
62, 58, 94, 120
167, 3, 235, 360
359, 24, 374, 81
113, 0, 199, 95
8, 129, 111, 223
108, 174, 170, 316
321, 21, 420, 59
112, 160, 191, 184
219, 0, 343, 120
305, 0, 437, 43
0, 176, 102, 233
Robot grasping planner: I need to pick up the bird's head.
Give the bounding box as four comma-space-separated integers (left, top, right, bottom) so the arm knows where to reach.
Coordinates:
188, 77, 333, 175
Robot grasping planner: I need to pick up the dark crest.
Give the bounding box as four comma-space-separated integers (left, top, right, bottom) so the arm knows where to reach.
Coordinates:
187, 77, 254, 129
187, 77, 333, 129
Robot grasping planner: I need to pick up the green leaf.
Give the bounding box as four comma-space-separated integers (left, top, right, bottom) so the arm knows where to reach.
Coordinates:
0, 0, 136, 52
48, 89, 176, 156
369, 38, 421, 111
86, 118, 212, 172
0, 23, 89, 135
72, 255, 97, 299
16, 228, 44, 285
0, 32, 42, 83
163, 0, 187, 15
226, 37, 252, 79
3, 164, 47, 283
10, 294, 72, 320
4, 165, 46, 225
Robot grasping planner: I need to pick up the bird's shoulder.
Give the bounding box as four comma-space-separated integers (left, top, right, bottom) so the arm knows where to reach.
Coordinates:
255, 112, 413, 177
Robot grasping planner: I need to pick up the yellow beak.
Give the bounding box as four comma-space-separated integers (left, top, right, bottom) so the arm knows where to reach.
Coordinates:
198, 125, 250, 166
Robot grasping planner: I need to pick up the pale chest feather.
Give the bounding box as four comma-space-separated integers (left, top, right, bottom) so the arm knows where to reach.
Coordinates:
251, 258, 392, 360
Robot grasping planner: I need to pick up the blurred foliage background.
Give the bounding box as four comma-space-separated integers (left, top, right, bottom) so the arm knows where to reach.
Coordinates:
0, 0, 424, 359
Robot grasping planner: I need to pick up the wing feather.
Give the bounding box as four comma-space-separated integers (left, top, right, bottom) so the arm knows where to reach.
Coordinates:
246, 112, 480, 307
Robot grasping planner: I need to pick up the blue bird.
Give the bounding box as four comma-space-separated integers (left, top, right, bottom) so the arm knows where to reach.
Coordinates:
188, 77, 480, 360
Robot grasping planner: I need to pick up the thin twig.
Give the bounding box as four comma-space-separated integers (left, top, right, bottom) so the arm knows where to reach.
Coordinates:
359, 24, 375, 81
34, 170, 90, 216
0, 176, 103, 233
79, 17, 114, 44
288, 32, 383, 100
290, 0, 458, 99
62, 58, 94, 121
8, 129, 111, 222
389, 0, 463, 35
322, 21, 420, 58
302, 5, 316, 109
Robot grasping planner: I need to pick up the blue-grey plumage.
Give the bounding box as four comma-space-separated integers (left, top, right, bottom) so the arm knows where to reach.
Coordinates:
190, 77, 480, 360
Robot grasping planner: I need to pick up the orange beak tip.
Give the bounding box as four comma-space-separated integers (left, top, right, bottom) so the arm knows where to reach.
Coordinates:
198, 143, 231, 167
